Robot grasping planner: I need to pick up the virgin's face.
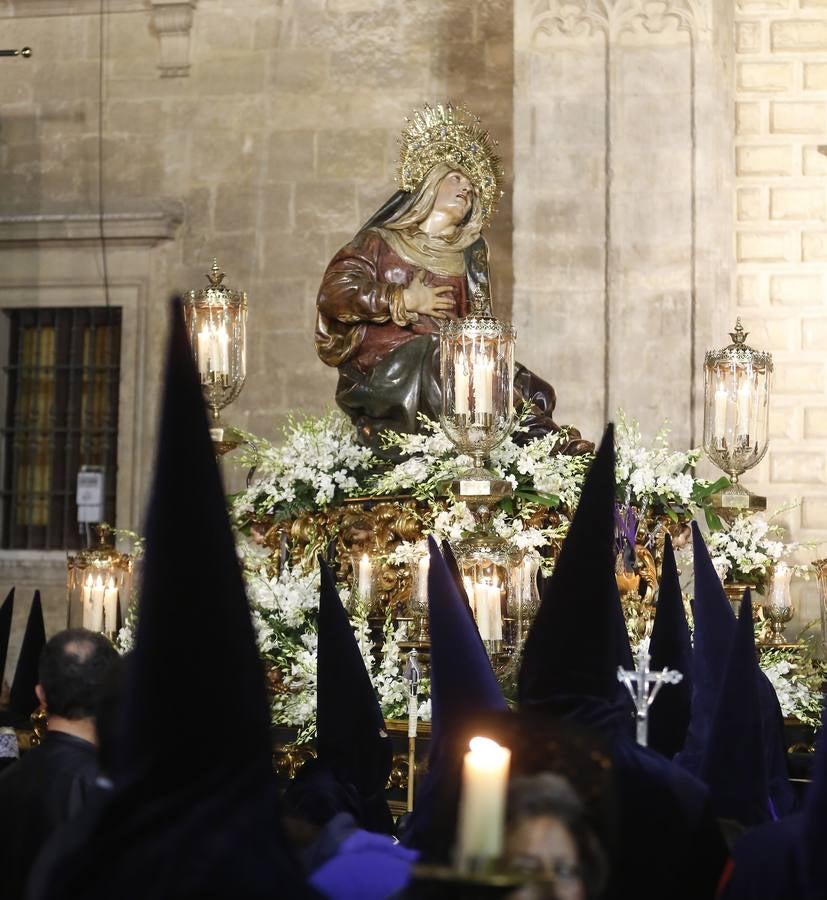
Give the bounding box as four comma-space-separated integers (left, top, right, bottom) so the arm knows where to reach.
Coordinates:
432, 170, 473, 224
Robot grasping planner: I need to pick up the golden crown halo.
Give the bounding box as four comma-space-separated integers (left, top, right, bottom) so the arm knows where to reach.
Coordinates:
396, 102, 505, 225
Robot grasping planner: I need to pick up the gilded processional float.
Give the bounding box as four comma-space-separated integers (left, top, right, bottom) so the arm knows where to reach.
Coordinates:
95, 104, 826, 810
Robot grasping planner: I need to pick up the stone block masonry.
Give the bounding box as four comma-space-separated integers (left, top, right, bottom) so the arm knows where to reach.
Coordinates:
735, 0, 827, 551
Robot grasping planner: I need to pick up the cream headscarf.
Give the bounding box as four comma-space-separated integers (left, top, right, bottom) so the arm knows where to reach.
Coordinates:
375, 163, 484, 276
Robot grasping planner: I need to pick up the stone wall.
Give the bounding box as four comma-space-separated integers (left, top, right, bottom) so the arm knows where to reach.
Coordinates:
513, 0, 734, 450
0, 0, 514, 669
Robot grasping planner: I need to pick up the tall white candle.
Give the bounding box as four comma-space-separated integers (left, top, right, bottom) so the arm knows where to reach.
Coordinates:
472, 355, 494, 417
474, 580, 491, 640
103, 577, 119, 633
81, 574, 94, 629
456, 736, 512, 869
488, 578, 503, 641
197, 328, 211, 375
772, 563, 792, 608
737, 378, 753, 437
216, 323, 230, 375
357, 553, 372, 601
463, 576, 476, 615
713, 384, 729, 441
454, 354, 470, 416
90, 575, 105, 633
417, 555, 430, 604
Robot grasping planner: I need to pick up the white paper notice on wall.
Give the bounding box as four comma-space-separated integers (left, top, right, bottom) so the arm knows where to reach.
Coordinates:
76, 467, 105, 523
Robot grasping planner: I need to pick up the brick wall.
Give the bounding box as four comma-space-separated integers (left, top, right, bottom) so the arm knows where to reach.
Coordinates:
734, 0, 827, 553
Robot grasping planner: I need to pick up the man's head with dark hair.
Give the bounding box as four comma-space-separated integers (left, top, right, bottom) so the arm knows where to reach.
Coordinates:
37, 629, 121, 721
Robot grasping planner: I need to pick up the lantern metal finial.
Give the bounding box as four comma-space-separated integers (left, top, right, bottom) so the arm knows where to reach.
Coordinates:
207, 259, 225, 287
730, 318, 747, 345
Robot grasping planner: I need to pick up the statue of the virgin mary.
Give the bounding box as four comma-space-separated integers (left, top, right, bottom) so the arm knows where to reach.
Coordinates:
315, 103, 590, 454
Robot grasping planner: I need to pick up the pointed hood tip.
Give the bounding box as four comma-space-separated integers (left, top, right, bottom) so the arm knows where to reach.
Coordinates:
518, 421, 630, 712
315, 555, 391, 803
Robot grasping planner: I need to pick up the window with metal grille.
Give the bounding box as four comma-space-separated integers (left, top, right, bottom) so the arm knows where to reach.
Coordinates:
0, 308, 121, 550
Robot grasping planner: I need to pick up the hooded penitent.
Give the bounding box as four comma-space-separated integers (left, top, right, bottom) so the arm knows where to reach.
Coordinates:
9, 591, 45, 722
518, 424, 633, 731
676, 523, 794, 818
313, 556, 393, 834
720, 685, 827, 900
647, 536, 693, 759
403, 535, 507, 861
518, 425, 729, 900
35, 301, 313, 900
700, 590, 770, 827
0, 588, 13, 689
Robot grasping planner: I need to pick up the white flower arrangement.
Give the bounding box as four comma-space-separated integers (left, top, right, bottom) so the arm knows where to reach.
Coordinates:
702, 513, 794, 593
759, 647, 827, 729
239, 535, 431, 739
614, 411, 720, 520
231, 412, 375, 525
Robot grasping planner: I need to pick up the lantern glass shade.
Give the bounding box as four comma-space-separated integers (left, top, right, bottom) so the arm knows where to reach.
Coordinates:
508, 554, 540, 650
439, 317, 516, 467
453, 537, 513, 657
66, 524, 133, 639
703, 319, 772, 484
182, 260, 247, 417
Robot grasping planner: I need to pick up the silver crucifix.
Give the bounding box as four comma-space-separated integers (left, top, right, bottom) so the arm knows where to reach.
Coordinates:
617, 643, 683, 747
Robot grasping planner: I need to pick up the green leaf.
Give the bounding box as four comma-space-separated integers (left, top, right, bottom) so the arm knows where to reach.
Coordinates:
704, 507, 723, 532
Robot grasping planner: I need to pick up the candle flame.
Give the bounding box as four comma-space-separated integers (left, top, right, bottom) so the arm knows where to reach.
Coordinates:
107, 577, 116, 589
469, 736, 508, 759
95, 575, 103, 588
85, 574, 93, 588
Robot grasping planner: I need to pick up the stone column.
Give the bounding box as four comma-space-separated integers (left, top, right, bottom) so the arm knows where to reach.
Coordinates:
513, 0, 734, 447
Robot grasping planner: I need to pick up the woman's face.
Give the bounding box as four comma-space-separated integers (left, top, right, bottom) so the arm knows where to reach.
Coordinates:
506, 814, 586, 900
432, 170, 473, 224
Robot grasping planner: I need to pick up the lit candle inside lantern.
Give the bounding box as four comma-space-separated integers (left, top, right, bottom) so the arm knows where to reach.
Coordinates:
463, 576, 476, 615
473, 580, 491, 641
197, 327, 211, 376
488, 577, 503, 641
357, 553, 372, 601
771, 563, 792, 607
103, 577, 119, 633
472, 354, 494, 417
713, 383, 729, 441
736, 377, 753, 438
90, 575, 105, 633
417, 555, 430, 605
454, 353, 470, 416
456, 736, 512, 870
215, 323, 230, 375
81, 573, 94, 629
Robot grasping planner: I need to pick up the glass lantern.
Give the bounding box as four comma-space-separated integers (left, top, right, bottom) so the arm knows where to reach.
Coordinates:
812, 558, 827, 653
703, 319, 772, 512
762, 562, 794, 645
439, 314, 516, 509
407, 549, 430, 642
507, 554, 541, 651
183, 259, 247, 455
67, 524, 134, 640
349, 550, 378, 614
453, 534, 514, 658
